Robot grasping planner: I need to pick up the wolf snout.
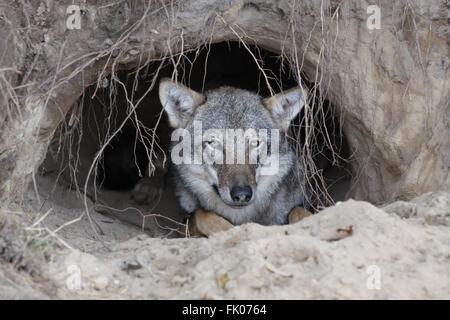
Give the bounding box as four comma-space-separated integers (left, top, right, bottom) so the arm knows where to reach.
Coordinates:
230, 185, 253, 204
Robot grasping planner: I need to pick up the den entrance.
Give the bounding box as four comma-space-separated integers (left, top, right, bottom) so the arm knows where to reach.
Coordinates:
36, 42, 351, 241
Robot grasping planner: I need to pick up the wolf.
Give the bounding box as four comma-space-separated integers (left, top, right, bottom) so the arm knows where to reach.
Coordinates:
158, 78, 308, 226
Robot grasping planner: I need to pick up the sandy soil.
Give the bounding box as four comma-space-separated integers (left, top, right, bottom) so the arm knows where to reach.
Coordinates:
11, 173, 449, 299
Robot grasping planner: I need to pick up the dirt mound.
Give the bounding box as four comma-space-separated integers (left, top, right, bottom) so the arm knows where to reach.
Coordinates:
3, 192, 446, 299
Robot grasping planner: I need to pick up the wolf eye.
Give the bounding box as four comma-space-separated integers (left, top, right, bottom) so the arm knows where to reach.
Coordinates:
250, 138, 263, 149
205, 137, 220, 148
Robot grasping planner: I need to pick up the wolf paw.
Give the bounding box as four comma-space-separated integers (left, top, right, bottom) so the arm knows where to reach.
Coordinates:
288, 207, 312, 224
131, 177, 164, 205
185, 209, 234, 238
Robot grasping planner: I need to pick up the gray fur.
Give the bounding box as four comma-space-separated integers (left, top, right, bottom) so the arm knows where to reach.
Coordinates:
160, 79, 307, 225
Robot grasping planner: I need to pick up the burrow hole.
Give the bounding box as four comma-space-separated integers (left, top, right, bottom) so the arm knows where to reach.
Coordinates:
36, 42, 351, 240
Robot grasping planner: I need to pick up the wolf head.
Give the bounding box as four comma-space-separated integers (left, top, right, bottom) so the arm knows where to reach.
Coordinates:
159, 78, 306, 221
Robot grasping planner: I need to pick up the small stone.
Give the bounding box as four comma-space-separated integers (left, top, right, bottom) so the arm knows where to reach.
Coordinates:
92, 276, 109, 291
120, 259, 142, 271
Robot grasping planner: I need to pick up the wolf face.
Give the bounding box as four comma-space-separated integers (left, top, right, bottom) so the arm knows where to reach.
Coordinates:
159, 78, 307, 225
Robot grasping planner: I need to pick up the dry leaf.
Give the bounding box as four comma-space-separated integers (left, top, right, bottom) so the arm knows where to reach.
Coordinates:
325, 225, 353, 242
216, 272, 230, 289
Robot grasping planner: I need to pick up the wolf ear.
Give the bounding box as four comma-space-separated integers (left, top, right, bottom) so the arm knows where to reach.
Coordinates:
159, 78, 205, 128
262, 87, 306, 131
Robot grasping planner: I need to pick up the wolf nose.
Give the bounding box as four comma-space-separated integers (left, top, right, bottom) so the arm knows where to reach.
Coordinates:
230, 186, 253, 203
